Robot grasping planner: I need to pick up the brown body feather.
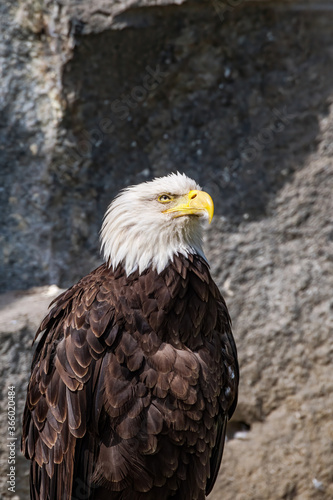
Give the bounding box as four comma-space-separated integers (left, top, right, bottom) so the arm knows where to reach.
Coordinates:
22, 254, 238, 499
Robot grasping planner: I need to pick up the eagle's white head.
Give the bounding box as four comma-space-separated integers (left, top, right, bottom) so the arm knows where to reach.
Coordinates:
100, 172, 214, 275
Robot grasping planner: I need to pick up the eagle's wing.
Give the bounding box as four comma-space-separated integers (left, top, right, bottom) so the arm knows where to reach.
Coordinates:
205, 294, 239, 496
22, 264, 116, 499
22, 258, 238, 499
22, 263, 204, 499
206, 414, 227, 496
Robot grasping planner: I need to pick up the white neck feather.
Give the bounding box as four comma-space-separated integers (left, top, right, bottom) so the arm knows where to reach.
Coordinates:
101, 213, 205, 275
100, 175, 207, 276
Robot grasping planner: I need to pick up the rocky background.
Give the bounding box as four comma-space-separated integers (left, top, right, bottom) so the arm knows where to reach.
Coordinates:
1, 0, 333, 498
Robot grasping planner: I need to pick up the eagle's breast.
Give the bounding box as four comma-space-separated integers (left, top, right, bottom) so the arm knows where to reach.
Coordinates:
23, 253, 238, 499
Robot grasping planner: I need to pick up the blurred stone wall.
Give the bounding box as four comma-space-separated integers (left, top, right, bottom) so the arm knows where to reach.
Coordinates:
1, 0, 332, 293
0, 0, 333, 499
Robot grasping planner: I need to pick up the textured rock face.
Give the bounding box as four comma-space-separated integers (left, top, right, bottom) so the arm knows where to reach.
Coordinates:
1, 0, 333, 499
213, 151, 333, 499
2, 0, 333, 292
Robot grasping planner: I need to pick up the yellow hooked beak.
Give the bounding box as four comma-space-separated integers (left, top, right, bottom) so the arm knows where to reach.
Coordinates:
163, 190, 214, 224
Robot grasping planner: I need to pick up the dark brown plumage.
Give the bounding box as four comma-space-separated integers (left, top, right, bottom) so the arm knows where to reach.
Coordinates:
22, 253, 238, 499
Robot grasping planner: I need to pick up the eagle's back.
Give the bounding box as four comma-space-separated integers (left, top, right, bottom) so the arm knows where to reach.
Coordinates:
22, 254, 238, 500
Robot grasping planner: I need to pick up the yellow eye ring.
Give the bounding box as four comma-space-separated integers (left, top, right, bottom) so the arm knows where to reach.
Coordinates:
158, 194, 173, 203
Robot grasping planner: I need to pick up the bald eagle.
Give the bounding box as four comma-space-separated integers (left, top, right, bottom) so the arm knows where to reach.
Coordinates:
22, 173, 239, 500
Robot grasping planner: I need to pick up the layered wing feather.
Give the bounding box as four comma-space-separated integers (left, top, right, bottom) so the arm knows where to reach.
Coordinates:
22, 266, 113, 499
22, 255, 238, 500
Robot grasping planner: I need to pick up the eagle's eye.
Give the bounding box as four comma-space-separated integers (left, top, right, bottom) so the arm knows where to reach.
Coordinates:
158, 194, 173, 203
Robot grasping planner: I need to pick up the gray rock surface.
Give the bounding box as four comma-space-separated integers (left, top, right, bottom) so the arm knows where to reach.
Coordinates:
1, 0, 333, 498
2, 0, 333, 292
